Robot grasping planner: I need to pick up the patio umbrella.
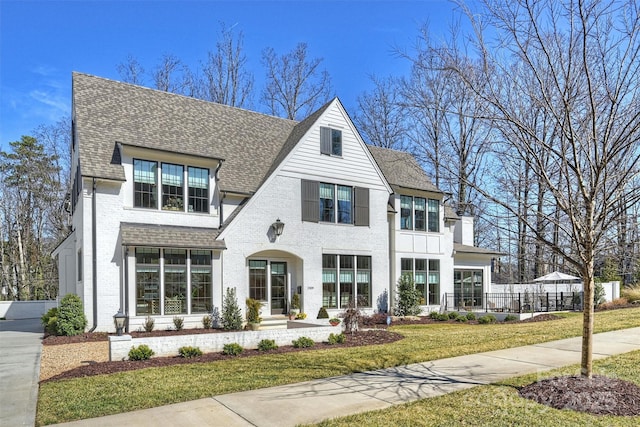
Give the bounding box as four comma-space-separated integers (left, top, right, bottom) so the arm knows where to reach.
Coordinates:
533, 271, 581, 295
533, 271, 580, 282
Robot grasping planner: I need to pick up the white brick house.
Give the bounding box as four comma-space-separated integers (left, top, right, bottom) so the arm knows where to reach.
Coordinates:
53, 73, 499, 332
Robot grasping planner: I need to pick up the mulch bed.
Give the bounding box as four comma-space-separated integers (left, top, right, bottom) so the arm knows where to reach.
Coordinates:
519, 375, 640, 416
41, 329, 403, 383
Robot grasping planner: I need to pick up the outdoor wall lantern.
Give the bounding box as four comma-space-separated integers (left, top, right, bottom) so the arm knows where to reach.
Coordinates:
113, 310, 127, 336
272, 218, 285, 237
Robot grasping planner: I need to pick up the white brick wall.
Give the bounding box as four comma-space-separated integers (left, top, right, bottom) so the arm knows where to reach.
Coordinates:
109, 324, 342, 360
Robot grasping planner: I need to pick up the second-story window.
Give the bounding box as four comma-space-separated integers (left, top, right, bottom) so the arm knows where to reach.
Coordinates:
134, 159, 158, 209
320, 183, 335, 222
162, 163, 184, 211
188, 166, 209, 213
133, 159, 210, 213
400, 195, 440, 232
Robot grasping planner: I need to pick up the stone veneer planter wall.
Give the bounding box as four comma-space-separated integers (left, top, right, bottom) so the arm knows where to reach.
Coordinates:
109, 322, 341, 361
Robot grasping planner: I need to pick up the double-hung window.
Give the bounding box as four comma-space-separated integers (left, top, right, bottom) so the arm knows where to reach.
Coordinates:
319, 183, 335, 222
134, 159, 158, 209
188, 167, 209, 213
162, 163, 184, 211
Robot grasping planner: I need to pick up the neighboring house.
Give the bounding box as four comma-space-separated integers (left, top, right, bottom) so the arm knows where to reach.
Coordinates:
53, 73, 500, 332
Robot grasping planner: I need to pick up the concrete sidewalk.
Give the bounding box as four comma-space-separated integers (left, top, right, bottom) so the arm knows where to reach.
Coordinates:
0, 318, 43, 427
51, 326, 640, 427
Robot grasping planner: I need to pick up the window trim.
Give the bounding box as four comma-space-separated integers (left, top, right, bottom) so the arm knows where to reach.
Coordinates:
400, 257, 440, 305
320, 126, 342, 156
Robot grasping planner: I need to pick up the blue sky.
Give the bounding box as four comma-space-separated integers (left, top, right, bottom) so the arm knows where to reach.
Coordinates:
0, 0, 458, 151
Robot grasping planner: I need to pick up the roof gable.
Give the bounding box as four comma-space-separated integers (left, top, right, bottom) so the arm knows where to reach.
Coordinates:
367, 146, 442, 194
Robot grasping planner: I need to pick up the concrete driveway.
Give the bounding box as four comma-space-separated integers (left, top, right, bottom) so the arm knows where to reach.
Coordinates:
0, 318, 43, 427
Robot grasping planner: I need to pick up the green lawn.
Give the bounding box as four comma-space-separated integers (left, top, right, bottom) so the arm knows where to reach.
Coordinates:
308, 350, 640, 427
36, 308, 640, 426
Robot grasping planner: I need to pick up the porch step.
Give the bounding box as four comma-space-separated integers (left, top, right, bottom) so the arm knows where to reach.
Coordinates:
260, 316, 289, 330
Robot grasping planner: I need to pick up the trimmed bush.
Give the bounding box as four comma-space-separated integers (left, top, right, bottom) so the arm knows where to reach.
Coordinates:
456, 316, 467, 322
257, 339, 278, 351
429, 311, 440, 320
129, 344, 154, 361
178, 346, 203, 358
504, 314, 518, 322
41, 307, 58, 335
436, 313, 449, 321
143, 316, 155, 332
55, 294, 87, 336
317, 307, 329, 319
328, 333, 346, 345
466, 312, 476, 321
202, 315, 212, 329
292, 336, 315, 348
222, 343, 243, 356
478, 314, 497, 324
173, 316, 184, 331
448, 312, 459, 320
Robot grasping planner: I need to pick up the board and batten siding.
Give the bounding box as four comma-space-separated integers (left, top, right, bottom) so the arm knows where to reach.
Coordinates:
279, 104, 387, 192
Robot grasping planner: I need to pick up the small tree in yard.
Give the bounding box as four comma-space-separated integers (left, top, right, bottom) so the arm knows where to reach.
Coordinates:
395, 274, 422, 316
221, 287, 243, 330
55, 294, 87, 336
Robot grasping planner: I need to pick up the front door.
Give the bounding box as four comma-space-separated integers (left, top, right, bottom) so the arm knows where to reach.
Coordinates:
270, 262, 287, 315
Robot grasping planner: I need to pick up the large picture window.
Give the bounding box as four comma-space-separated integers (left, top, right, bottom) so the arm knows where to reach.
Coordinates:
323, 254, 371, 309
134, 159, 157, 209
400, 257, 440, 305
134, 248, 212, 316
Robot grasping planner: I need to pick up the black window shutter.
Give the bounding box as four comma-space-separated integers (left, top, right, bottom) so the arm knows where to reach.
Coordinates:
354, 187, 369, 226
301, 180, 319, 222
320, 127, 331, 155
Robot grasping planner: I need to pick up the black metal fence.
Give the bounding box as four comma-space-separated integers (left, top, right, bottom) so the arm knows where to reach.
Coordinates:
443, 292, 584, 313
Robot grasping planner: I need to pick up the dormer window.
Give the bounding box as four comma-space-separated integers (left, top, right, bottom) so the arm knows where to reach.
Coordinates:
320, 127, 342, 156
133, 159, 209, 213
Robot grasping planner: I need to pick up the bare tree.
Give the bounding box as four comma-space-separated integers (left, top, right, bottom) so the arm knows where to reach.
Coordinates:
446, 0, 640, 378
353, 75, 407, 150
152, 53, 191, 94
116, 54, 146, 85
199, 22, 254, 108
261, 43, 333, 120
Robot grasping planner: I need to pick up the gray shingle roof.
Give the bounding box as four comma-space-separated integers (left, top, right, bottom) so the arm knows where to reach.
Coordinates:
454, 243, 503, 256
367, 146, 441, 194
120, 223, 226, 249
73, 73, 297, 194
